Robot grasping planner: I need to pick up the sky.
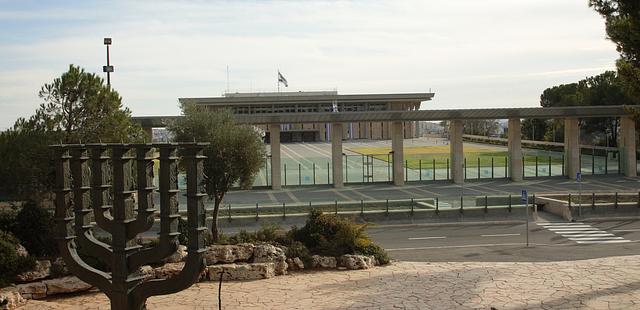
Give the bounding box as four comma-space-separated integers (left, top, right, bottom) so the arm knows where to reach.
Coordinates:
0, 0, 620, 129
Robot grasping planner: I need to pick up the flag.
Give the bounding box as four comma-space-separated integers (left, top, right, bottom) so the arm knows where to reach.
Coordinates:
278, 71, 288, 87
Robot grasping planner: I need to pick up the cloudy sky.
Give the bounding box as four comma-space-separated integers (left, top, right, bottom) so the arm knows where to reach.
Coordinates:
0, 0, 619, 129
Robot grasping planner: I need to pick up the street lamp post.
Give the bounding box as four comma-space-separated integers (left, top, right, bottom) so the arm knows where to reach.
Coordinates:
103, 38, 114, 88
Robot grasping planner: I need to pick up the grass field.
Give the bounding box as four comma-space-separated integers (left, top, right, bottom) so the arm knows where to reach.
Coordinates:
348, 146, 563, 169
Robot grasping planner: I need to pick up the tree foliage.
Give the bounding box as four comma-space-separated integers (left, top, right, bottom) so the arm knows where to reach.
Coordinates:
535, 71, 637, 145
590, 0, 640, 101
168, 103, 266, 241
0, 64, 146, 200
16, 64, 146, 143
463, 120, 500, 136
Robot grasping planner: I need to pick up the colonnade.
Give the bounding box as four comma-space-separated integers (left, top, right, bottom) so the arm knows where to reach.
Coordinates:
267, 116, 637, 189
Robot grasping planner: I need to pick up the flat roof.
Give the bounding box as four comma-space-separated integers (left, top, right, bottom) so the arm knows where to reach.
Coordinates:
179, 91, 435, 106
132, 105, 635, 127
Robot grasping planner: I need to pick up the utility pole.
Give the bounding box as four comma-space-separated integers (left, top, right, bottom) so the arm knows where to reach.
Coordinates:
103, 38, 114, 88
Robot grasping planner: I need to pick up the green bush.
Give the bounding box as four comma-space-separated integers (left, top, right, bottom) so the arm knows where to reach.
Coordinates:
12, 201, 57, 257
0, 230, 35, 287
177, 217, 213, 246
355, 243, 390, 265
292, 209, 369, 257
285, 241, 313, 268
224, 223, 288, 245
0, 207, 17, 232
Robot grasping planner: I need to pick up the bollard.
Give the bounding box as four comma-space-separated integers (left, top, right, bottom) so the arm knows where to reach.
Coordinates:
615, 192, 618, 209
298, 163, 301, 185
361, 199, 364, 215
313, 163, 316, 185
508, 194, 512, 212
327, 162, 330, 184
284, 164, 287, 186
335, 200, 338, 215
435, 197, 439, 214
446, 158, 450, 180
460, 196, 464, 214
484, 195, 488, 213
535, 156, 538, 177
432, 159, 436, 181
477, 158, 480, 179
256, 202, 259, 221
491, 157, 494, 179
548, 156, 552, 177
410, 198, 414, 216
592, 193, 596, 210
419, 159, 422, 181
405, 160, 408, 182
386, 199, 389, 216
283, 202, 286, 218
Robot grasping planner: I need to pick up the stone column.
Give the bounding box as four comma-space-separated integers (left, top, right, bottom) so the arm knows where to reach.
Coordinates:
508, 118, 523, 181
331, 123, 344, 188
564, 117, 580, 179
619, 116, 637, 177
269, 124, 281, 190
391, 121, 404, 185
450, 120, 464, 184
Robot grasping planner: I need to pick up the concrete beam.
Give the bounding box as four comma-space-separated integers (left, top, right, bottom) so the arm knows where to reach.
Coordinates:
450, 120, 464, 184
269, 124, 281, 190
564, 118, 580, 179
391, 121, 404, 185
619, 116, 637, 177
508, 118, 523, 181
331, 123, 344, 188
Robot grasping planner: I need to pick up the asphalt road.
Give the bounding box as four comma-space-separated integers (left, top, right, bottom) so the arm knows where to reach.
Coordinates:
368, 218, 640, 262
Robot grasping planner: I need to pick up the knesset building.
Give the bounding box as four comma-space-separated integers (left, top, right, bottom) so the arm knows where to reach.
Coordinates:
178, 91, 432, 142
132, 92, 637, 190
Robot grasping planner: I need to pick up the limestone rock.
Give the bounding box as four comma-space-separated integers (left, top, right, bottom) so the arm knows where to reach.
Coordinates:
15, 260, 51, 282
163, 245, 187, 263
207, 263, 275, 281
339, 255, 376, 270
16, 282, 47, 300
0, 287, 26, 309
138, 265, 155, 281
311, 255, 337, 269
153, 262, 184, 279
204, 243, 254, 264
252, 244, 287, 275
43, 276, 92, 296
15, 244, 28, 258
286, 257, 305, 271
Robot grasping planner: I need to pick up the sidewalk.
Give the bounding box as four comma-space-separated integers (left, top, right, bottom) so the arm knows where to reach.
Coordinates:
24, 255, 640, 309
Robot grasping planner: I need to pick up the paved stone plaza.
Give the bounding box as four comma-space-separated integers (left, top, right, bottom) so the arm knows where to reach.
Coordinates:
23, 255, 640, 309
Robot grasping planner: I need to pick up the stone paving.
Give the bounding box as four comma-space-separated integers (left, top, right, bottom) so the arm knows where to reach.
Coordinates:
19, 255, 640, 309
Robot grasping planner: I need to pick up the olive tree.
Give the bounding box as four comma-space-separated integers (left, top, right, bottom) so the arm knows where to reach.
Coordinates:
168, 103, 266, 242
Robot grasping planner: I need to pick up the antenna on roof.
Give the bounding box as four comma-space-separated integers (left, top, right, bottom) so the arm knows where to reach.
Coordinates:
226, 65, 230, 94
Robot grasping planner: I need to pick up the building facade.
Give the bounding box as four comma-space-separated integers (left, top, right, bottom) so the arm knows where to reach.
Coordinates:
179, 91, 434, 142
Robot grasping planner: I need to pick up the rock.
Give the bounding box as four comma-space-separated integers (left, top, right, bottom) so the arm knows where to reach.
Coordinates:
153, 262, 184, 279
138, 265, 155, 281
163, 245, 187, 263
14, 244, 28, 258
153, 262, 207, 281
207, 263, 275, 281
286, 257, 305, 271
204, 244, 254, 264
43, 276, 92, 296
311, 255, 337, 269
252, 244, 287, 275
339, 255, 376, 270
16, 282, 47, 300
15, 260, 51, 283
0, 287, 26, 309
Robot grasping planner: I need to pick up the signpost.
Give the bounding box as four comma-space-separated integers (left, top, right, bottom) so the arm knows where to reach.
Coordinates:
577, 172, 582, 219
521, 189, 529, 247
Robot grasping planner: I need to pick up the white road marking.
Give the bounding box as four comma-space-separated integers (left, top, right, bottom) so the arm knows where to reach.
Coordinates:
408, 236, 446, 240
539, 222, 631, 244
480, 234, 520, 237
613, 229, 640, 232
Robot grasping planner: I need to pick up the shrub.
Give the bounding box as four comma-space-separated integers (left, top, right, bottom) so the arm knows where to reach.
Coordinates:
0, 207, 17, 232
292, 209, 370, 257
0, 230, 35, 287
12, 201, 57, 257
178, 217, 214, 246
223, 223, 289, 245
355, 243, 390, 265
285, 241, 313, 268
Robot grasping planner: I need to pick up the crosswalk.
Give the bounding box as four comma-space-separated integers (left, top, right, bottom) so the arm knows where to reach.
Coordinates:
539, 222, 631, 244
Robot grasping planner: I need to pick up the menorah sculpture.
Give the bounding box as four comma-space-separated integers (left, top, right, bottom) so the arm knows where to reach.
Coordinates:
52, 143, 209, 310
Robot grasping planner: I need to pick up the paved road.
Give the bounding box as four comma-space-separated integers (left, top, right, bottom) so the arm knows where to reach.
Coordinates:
368, 218, 640, 262
224, 175, 640, 206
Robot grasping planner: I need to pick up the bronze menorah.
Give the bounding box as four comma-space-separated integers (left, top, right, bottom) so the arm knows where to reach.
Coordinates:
52, 143, 208, 309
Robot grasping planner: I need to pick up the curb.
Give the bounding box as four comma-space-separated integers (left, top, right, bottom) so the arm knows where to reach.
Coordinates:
367, 220, 527, 229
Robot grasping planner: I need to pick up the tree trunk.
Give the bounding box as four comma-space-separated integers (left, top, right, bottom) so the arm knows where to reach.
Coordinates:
211, 196, 221, 243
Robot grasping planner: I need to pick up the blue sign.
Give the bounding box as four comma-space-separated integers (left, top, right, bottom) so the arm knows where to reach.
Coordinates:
521, 190, 528, 203
576, 172, 582, 181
